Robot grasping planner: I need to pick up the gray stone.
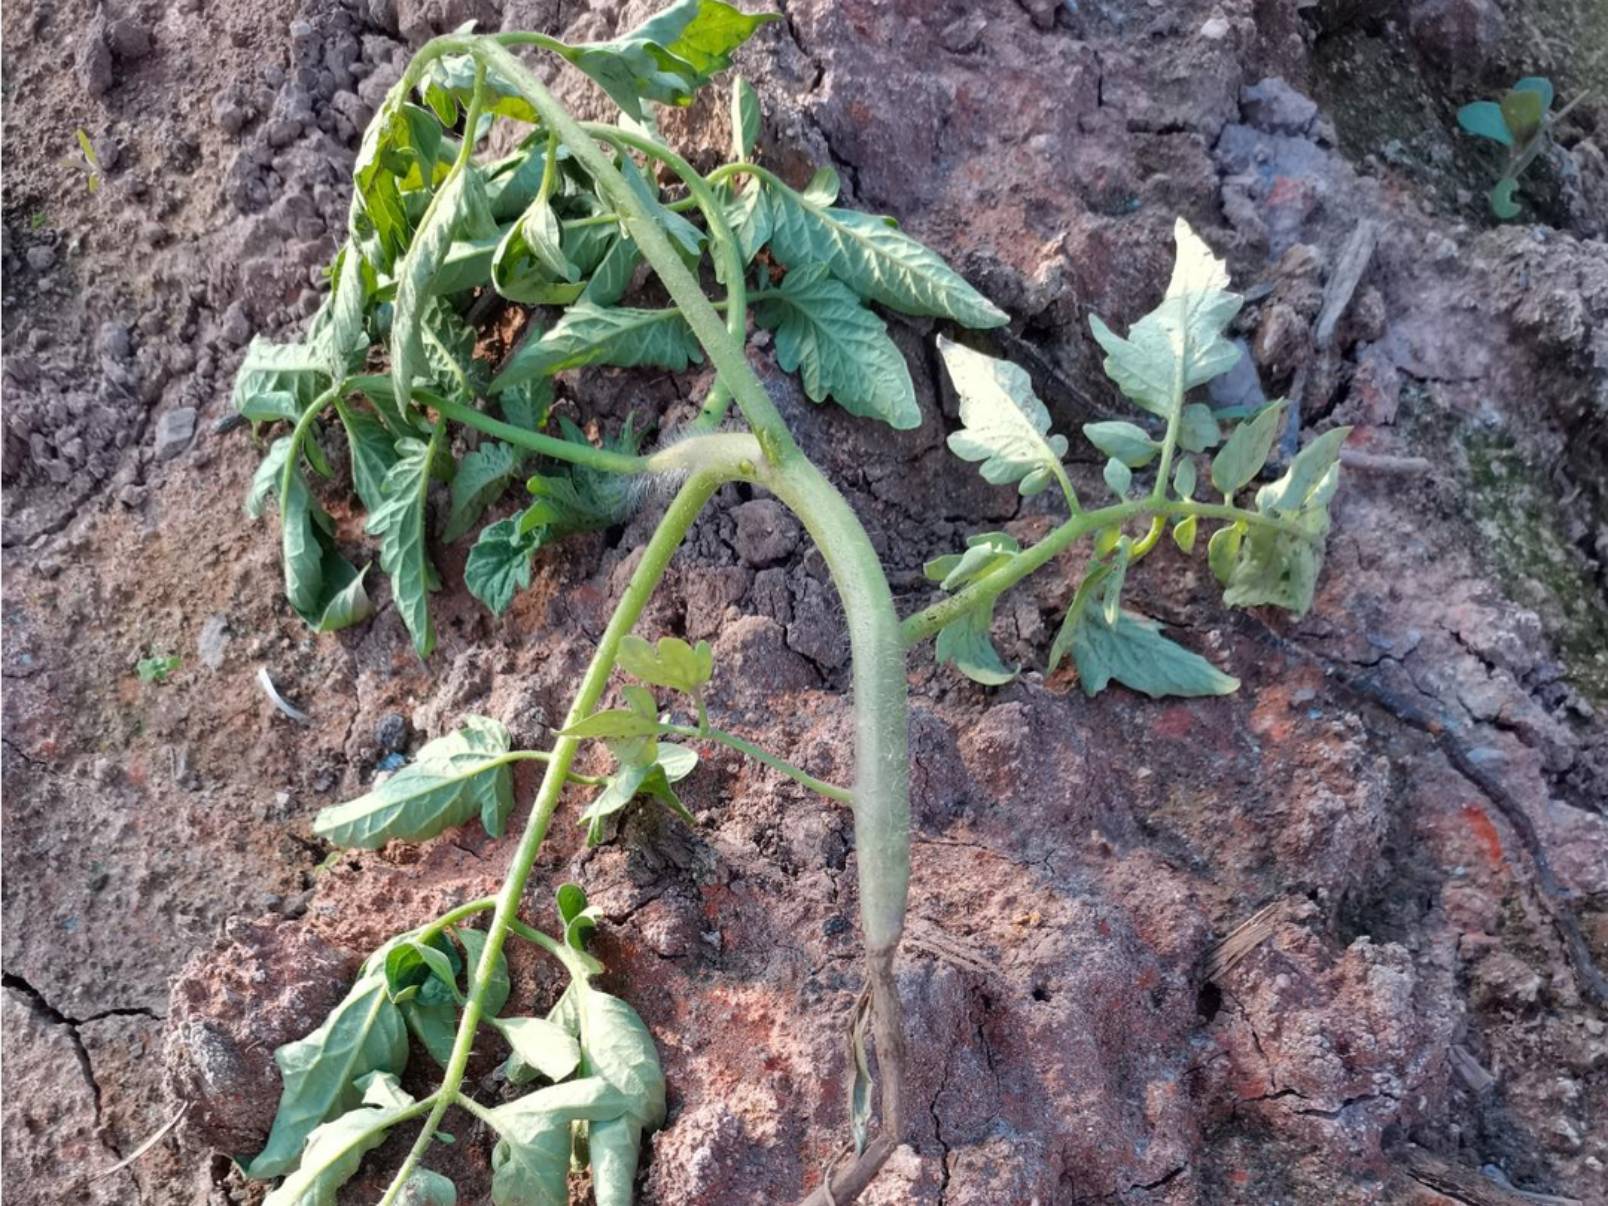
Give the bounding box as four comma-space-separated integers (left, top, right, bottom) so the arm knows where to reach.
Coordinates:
77, 26, 113, 97
197, 615, 231, 670
1240, 78, 1317, 136
154, 407, 197, 461
97, 322, 132, 362
374, 713, 409, 753
732, 499, 801, 568
220, 301, 253, 347
25, 245, 55, 273
212, 94, 250, 135
107, 18, 150, 61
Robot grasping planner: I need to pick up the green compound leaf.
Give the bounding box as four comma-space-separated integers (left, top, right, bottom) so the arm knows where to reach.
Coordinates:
1210, 399, 1286, 497
617, 634, 714, 695
579, 744, 699, 846
934, 600, 1015, 686
493, 194, 580, 303
1082, 420, 1159, 468
517, 418, 647, 540
1088, 217, 1242, 419
760, 184, 1007, 328
352, 81, 447, 269
312, 245, 373, 382
1064, 608, 1240, 699
365, 437, 442, 658
488, 1078, 632, 1206
938, 336, 1070, 495
1456, 99, 1514, 147
1221, 427, 1349, 616
233, 339, 331, 422
553, 0, 782, 122
490, 303, 702, 391
444, 441, 520, 543
260, 1072, 418, 1205
466, 517, 541, 616
312, 715, 514, 849
245, 976, 408, 1180
420, 52, 538, 124
754, 264, 919, 429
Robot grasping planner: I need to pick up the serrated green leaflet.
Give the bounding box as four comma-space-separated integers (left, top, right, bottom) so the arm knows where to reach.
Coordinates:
923, 531, 1018, 593
391, 167, 485, 418
1210, 400, 1285, 497
312, 716, 514, 848
245, 975, 408, 1180
261, 1072, 418, 1205
761, 183, 1007, 327
755, 264, 919, 429
365, 436, 441, 658
938, 336, 1071, 497
466, 517, 541, 615
1178, 402, 1221, 452
490, 303, 702, 390
1064, 609, 1239, 699
1088, 218, 1242, 419
444, 441, 520, 543
1082, 420, 1158, 468
617, 634, 713, 694
553, 0, 780, 121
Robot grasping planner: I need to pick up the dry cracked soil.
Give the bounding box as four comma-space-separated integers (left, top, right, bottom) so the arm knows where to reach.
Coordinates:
3, 0, 1608, 1203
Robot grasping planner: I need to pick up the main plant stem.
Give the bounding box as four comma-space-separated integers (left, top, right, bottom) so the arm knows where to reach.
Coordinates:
374, 35, 916, 1205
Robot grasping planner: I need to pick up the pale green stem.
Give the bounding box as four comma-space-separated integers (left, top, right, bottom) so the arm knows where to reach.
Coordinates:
376, 470, 725, 1204
660, 722, 852, 804
425, 392, 649, 474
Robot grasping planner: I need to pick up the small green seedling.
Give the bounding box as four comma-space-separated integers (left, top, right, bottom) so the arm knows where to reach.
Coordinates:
29, 210, 48, 230
74, 128, 102, 194
135, 652, 181, 684
1456, 76, 1587, 218
229, 3, 1350, 1202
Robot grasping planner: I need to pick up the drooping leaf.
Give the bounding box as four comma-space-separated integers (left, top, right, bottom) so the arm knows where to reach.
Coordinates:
617, 154, 705, 263
457, 926, 512, 1018
248, 437, 296, 519
233, 339, 331, 420
938, 336, 1069, 495
365, 436, 441, 658
616, 634, 714, 695
1088, 218, 1242, 418
487, 1079, 634, 1206
391, 170, 475, 418
515, 418, 647, 542
1456, 100, 1514, 147
722, 176, 771, 269
260, 1072, 418, 1205
580, 234, 641, 306
579, 742, 698, 846
762, 185, 1007, 327
1082, 420, 1159, 468
444, 441, 520, 543
1065, 608, 1239, 698
245, 976, 409, 1179
336, 400, 400, 514
351, 81, 448, 270
310, 561, 376, 633
553, 0, 782, 121
754, 264, 919, 429
311, 245, 373, 382
731, 75, 760, 160
494, 1016, 582, 1084
934, 600, 1014, 686
466, 517, 542, 615
1209, 399, 1286, 498
490, 303, 702, 390
419, 52, 539, 124
312, 716, 514, 848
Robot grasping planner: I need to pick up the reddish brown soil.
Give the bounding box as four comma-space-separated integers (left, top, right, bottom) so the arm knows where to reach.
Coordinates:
4, 1, 1607, 1204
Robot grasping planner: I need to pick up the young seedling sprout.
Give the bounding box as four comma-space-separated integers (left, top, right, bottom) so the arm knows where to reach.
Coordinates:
229, 3, 1350, 1202
1456, 75, 1589, 218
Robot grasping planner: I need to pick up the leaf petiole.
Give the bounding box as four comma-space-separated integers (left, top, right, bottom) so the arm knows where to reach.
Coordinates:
659, 721, 851, 804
